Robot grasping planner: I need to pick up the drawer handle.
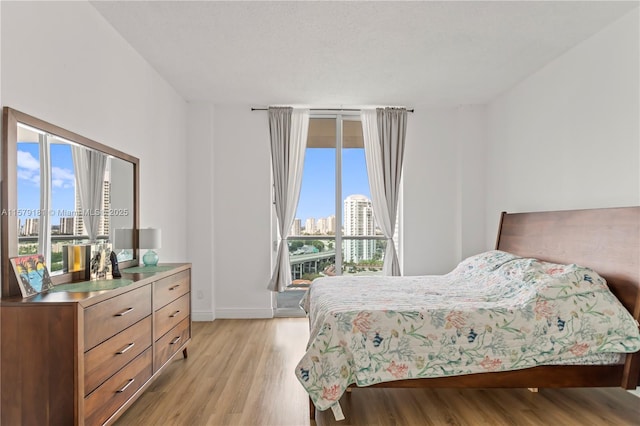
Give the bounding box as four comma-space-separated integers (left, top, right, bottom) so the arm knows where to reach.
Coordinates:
116, 342, 135, 355
169, 284, 180, 291
115, 307, 134, 317
116, 378, 135, 393
169, 310, 180, 318
170, 336, 181, 345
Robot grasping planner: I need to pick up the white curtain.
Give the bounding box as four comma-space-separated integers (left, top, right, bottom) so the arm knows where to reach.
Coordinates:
268, 107, 309, 292
361, 107, 407, 276
38, 134, 52, 267
72, 146, 108, 242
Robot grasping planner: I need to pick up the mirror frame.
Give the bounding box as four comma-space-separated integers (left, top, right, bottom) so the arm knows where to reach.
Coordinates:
2, 107, 140, 297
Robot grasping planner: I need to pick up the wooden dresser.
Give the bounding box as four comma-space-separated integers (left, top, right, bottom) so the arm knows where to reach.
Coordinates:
1, 263, 191, 425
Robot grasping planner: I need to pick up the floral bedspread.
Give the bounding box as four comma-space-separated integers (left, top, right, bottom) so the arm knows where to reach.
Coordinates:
295, 251, 640, 412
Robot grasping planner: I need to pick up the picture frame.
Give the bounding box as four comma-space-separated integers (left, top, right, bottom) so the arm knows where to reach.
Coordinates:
10, 254, 54, 297
90, 242, 112, 280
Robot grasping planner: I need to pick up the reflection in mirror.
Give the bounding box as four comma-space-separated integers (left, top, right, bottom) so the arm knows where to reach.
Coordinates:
112, 228, 135, 262
16, 126, 135, 272
2, 107, 139, 296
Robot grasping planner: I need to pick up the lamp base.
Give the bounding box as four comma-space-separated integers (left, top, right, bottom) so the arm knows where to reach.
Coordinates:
143, 250, 159, 267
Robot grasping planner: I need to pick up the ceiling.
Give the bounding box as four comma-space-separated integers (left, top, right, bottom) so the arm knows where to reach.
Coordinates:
91, 1, 638, 107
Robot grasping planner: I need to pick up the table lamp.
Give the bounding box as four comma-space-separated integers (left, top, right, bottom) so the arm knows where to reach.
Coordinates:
113, 229, 134, 258
139, 228, 161, 267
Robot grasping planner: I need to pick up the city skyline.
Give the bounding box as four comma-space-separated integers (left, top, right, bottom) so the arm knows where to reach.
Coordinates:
292, 197, 379, 234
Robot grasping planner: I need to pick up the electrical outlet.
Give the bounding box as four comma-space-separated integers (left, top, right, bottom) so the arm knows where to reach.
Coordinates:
196, 290, 204, 300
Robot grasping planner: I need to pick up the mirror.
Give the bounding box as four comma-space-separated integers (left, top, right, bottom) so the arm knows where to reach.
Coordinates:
2, 107, 139, 296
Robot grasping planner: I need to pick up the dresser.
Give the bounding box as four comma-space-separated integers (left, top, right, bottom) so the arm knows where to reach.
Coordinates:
1, 263, 191, 425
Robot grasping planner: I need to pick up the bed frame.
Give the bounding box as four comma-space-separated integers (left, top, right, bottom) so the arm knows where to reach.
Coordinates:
309, 206, 640, 418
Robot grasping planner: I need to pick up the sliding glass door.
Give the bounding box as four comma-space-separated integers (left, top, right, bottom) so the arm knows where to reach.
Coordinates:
287, 114, 385, 283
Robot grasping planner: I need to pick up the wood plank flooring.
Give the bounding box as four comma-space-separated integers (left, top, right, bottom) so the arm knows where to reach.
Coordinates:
115, 319, 640, 426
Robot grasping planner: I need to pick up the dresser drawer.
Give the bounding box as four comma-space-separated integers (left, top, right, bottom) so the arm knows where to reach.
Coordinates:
153, 270, 190, 310
84, 285, 152, 350
154, 317, 190, 372
84, 348, 152, 426
154, 293, 190, 341
84, 316, 152, 396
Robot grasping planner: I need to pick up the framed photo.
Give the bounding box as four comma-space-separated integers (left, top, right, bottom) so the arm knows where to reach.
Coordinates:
90, 242, 112, 280
10, 254, 54, 297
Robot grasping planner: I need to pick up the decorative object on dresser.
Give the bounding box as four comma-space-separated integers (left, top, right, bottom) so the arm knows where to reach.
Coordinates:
9, 254, 54, 297
139, 228, 162, 267
63, 244, 92, 277
110, 251, 122, 278
90, 241, 113, 280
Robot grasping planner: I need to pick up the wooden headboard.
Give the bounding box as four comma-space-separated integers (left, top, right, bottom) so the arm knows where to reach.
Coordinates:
495, 207, 640, 321
495, 207, 640, 388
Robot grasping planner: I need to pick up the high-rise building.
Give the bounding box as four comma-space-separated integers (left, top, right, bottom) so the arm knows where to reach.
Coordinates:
100, 180, 111, 236
343, 194, 375, 262
290, 218, 301, 236
316, 217, 328, 234
59, 217, 75, 235
75, 179, 111, 237
74, 186, 83, 236
24, 218, 39, 236
327, 215, 336, 234
304, 218, 316, 235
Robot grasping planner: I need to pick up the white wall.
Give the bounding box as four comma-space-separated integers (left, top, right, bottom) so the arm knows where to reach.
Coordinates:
1, 1, 188, 262
212, 105, 273, 318
402, 106, 487, 276
402, 108, 458, 275
109, 158, 134, 235
186, 103, 216, 320
485, 9, 640, 247
455, 106, 489, 258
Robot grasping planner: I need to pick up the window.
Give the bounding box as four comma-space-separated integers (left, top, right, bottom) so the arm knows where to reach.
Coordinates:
288, 114, 386, 283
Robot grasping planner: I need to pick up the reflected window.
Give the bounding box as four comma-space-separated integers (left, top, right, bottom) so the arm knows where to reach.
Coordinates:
17, 124, 113, 274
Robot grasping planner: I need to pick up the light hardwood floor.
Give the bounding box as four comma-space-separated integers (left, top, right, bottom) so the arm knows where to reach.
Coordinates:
115, 319, 640, 426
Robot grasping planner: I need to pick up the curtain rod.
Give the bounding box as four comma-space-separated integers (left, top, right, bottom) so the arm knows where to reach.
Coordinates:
251, 107, 414, 113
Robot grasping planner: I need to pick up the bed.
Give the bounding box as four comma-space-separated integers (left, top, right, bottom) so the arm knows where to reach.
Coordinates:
296, 207, 640, 419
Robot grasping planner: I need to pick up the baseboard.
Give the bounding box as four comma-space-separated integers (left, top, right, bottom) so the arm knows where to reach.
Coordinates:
274, 308, 306, 318
192, 311, 216, 321
215, 308, 274, 319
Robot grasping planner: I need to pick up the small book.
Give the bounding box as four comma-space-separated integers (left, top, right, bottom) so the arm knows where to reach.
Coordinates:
10, 254, 54, 297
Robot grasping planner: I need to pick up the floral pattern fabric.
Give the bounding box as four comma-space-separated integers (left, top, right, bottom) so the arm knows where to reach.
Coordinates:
295, 251, 640, 412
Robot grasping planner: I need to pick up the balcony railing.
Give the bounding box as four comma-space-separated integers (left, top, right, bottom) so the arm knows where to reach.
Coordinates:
287, 236, 386, 284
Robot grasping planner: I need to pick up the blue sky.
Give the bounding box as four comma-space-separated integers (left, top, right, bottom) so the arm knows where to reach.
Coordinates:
17, 142, 76, 222
296, 147, 370, 222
